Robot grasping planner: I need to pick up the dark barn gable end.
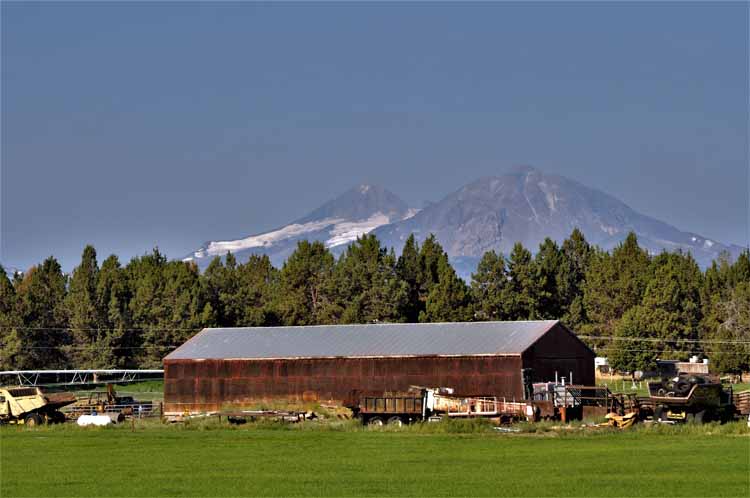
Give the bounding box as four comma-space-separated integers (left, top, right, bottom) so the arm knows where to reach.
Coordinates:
163, 320, 594, 415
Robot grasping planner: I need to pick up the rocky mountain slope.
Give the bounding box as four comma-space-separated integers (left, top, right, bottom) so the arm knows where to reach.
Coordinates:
373, 165, 742, 273
185, 166, 744, 274
184, 185, 417, 267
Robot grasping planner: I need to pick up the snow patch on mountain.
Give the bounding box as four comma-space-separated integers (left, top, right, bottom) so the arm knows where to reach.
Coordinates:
202, 218, 343, 257
325, 212, 392, 248
403, 208, 421, 220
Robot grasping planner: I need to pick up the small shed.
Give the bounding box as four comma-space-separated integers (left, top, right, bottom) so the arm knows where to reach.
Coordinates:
163, 320, 594, 414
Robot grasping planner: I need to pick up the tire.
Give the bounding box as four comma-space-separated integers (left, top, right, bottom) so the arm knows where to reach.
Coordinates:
654, 406, 668, 422
386, 416, 403, 427
694, 410, 705, 425
24, 413, 43, 427
686, 413, 695, 424
368, 417, 384, 427
676, 381, 691, 395
50, 411, 66, 424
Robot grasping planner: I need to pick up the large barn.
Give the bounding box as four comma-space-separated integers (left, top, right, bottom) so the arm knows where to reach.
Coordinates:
163, 320, 594, 415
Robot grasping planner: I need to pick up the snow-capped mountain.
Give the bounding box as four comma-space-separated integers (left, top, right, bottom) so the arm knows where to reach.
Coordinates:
186, 166, 744, 275
185, 185, 417, 267
372, 165, 743, 274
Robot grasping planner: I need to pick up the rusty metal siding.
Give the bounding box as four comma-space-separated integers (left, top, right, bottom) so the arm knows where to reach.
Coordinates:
521, 323, 595, 386
164, 355, 525, 413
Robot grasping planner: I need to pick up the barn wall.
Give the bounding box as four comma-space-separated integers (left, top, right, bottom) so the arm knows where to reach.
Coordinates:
164, 355, 524, 414
521, 323, 595, 386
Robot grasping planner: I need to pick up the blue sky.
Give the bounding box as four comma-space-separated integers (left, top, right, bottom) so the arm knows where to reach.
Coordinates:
2, 2, 748, 271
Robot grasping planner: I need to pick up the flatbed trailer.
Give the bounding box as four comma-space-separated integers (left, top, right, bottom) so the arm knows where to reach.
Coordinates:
349, 388, 531, 425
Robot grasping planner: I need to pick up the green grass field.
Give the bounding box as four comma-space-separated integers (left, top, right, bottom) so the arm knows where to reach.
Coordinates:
2, 421, 748, 497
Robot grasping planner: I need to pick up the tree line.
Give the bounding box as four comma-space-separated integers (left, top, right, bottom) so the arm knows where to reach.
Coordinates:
0, 229, 748, 373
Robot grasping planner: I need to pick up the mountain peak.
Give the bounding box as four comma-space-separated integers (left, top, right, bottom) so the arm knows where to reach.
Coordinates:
186, 169, 742, 274
506, 164, 541, 176
185, 184, 414, 265
297, 185, 409, 225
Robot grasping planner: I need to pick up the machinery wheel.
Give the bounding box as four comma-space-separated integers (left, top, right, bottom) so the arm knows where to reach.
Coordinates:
694, 410, 705, 425
50, 411, 66, 424
654, 406, 668, 422
386, 416, 403, 427
367, 417, 384, 427
24, 413, 44, 427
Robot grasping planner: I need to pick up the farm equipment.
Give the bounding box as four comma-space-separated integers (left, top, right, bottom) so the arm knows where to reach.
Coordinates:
0, 386, 76, 425
639, 374, 735, 424
604, 411, 638, 429
348, 387, 532, 425
732, 390, 750, 417
531, 382, 634, 422
64, 384, 155, 420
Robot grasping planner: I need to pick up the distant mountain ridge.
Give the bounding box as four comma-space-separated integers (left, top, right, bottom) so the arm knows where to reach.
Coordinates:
185, 184, 418, 267
185, 166, 744, 276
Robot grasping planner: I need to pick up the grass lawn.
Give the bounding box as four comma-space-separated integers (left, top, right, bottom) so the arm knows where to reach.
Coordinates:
1, 422, 748, 497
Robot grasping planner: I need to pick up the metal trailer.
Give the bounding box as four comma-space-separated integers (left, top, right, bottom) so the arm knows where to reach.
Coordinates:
355, 392, 426, 426
349, 387, 532, 426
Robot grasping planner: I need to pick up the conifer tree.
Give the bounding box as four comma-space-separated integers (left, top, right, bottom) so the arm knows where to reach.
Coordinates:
0, 266, 23, 370
608, 306, 658, 373
14, 257, 69, 368
65, 245, 108, 367
332, 235, 408, 324
277, 241, 336, 325
396, 235, 422, 322
471, 250, 509, 321
534, 238, 562, 319
97, 255, 133, 367
558, 228, 591, 328
422, 257, 474, 322
128, 249, 213, 367
418, 235, 449, 298
230, 254, 279, 326
710, 282, 750, 373
203, 253, 238, 326
729, 250, 750, 288
584, 232, 650, 340
505, 243, 538, 319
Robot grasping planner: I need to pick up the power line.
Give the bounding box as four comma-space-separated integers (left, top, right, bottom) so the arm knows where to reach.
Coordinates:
0, 326, 200, 332
577, 335, 750, 345
3, 327, 750, 345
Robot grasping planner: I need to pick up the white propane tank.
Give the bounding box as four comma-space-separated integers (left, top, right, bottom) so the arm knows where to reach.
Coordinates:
77, 415, 113, 427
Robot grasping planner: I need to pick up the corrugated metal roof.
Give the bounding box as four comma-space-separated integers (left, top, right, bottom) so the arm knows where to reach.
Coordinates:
164, 320, 559, 361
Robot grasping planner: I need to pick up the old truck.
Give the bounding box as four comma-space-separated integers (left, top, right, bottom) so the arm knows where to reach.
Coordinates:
0, 386, 76, 426
641, 374, 735, 424
347, 387, 531, 425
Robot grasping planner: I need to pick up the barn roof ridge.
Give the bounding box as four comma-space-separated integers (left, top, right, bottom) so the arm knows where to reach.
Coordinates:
201, 319, 558, 332
165, 320, 564, 361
